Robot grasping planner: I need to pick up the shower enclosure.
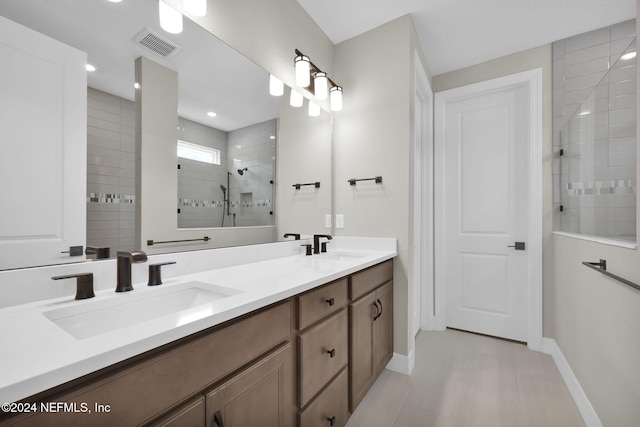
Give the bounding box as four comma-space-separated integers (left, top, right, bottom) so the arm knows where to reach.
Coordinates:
555, 35, 637, 243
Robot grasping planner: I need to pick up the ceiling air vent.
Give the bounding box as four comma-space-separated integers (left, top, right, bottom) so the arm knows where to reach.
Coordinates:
133, 28, 182, 59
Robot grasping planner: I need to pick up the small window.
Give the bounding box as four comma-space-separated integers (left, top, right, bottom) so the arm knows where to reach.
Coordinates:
177, 140, 220, 165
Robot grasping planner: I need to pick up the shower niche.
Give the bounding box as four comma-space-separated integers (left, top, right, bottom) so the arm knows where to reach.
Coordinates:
177, 118, 276, 229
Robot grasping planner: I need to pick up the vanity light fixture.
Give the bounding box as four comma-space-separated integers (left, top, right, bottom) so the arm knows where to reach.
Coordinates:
294, 49, 343, 111
308, 102, 320, 117
269, 74, 284, 96
159, 0, 183, 34
290, 89, 304, 108
183, 0, 207, 17
314, 72, 328, 100
294, 54, 311, 87
330, 86, 343, 111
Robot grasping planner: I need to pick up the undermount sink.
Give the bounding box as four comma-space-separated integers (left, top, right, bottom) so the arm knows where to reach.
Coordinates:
43, 281, 241, 340
318, 251, 368, 261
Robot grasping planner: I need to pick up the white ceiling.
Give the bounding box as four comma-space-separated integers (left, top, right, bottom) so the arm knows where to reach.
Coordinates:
296, 0, 636, 75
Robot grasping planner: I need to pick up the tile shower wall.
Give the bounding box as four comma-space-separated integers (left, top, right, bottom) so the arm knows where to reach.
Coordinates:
86, 88, 136, 256
177, 118, 275, 228
177, 117, 228, 228
227, 120, 276, 227
553, 20, 637, 241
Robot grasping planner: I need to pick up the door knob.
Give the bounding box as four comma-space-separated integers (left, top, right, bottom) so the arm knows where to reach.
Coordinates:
507, 242, 526, 250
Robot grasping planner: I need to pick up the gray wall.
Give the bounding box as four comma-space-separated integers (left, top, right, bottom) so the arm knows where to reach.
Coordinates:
86, 88, 136, 255
333, 15, 431, 358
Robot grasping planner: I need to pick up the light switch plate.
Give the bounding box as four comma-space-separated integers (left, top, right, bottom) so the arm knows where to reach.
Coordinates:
336, 214, 344, 229
325, 214, 332, 229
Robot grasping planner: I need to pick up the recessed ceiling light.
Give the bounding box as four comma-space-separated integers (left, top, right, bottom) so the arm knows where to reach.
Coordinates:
207, 111, 217, 117
621, 51, 636, 60
107, 0, 123, 3
86, 64, 96, 72
134, 82, 140, 89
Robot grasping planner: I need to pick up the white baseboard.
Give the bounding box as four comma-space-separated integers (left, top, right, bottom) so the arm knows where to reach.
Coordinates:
385, 350, 415, 376
541, 338, 603, 427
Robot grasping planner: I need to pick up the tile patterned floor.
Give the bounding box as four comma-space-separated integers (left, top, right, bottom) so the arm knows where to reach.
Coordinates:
346, 329, 585, 427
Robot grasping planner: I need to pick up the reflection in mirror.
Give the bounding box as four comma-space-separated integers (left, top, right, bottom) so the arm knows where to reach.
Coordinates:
177, 118, 276, 228
0, 0, 288, 260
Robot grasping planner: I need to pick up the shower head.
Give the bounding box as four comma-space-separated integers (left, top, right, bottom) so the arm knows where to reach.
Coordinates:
237, 167, 248, 176
220, 184, 226, 193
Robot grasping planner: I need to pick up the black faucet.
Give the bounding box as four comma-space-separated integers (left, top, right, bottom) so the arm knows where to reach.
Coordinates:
116, 251, 147, 292
313, 234, 332, 254
283, 233, 301, 240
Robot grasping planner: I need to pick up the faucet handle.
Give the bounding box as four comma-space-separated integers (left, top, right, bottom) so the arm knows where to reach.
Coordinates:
52, 273, 95, 300
301, 244, 313, 256
148, 261, 176, 286
321, 241, 332, 253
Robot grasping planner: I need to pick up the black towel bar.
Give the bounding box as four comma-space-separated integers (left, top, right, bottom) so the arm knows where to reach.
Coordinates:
582, 259, 640, 292
147, 236, 210, 246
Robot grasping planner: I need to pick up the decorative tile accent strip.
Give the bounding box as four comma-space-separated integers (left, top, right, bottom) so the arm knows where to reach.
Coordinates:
565, 180, 636, 196
178, 198, 223, 208
87, 193, 136, 204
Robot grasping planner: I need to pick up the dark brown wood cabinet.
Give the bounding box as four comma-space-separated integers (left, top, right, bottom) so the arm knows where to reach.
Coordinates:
349, 261, 394, 412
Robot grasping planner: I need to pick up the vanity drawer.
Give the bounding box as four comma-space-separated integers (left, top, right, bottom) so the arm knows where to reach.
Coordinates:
349, 259, 393, 300
298, 278, 348, 330
298, 309, 348, 407
299, 368, 349, 427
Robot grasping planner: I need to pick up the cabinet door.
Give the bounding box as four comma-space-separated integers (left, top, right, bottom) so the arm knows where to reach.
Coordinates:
206, 343, 294, 427
148, 396, 205, 427
349, 292, 376, 411
374, 281, 393, 376
0, 16, 87, 270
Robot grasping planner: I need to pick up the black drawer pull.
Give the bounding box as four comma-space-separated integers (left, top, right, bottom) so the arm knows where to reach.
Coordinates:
327, 348, 336, 358
214, 410, 224, 427
377, 298, 383, 319
326, 297, 335, 306
327, 415, 336, 426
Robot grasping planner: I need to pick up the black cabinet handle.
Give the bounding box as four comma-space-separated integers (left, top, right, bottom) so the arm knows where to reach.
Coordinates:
214, 410, 224, 427
377, 298, 383, 320
327, 348, 336, 358
327, 415, 336, 426
326, 297, 335, 306
373, 300, 381, 321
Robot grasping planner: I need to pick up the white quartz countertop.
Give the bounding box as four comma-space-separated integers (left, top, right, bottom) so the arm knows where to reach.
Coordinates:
0, 238, 396, 403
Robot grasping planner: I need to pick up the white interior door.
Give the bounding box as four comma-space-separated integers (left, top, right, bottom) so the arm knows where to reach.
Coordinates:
437, 77, 532, 342
0, 16, 86, 270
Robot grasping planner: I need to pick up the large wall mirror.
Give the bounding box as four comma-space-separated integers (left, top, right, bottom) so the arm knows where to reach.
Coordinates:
0, 0, 332, 266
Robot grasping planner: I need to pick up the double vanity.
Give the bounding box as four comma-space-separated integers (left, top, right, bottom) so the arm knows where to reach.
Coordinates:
0, 237, 396, 426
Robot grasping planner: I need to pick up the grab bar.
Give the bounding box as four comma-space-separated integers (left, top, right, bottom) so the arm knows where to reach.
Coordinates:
582, 259, 640, 292
147, 236, 210, 246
